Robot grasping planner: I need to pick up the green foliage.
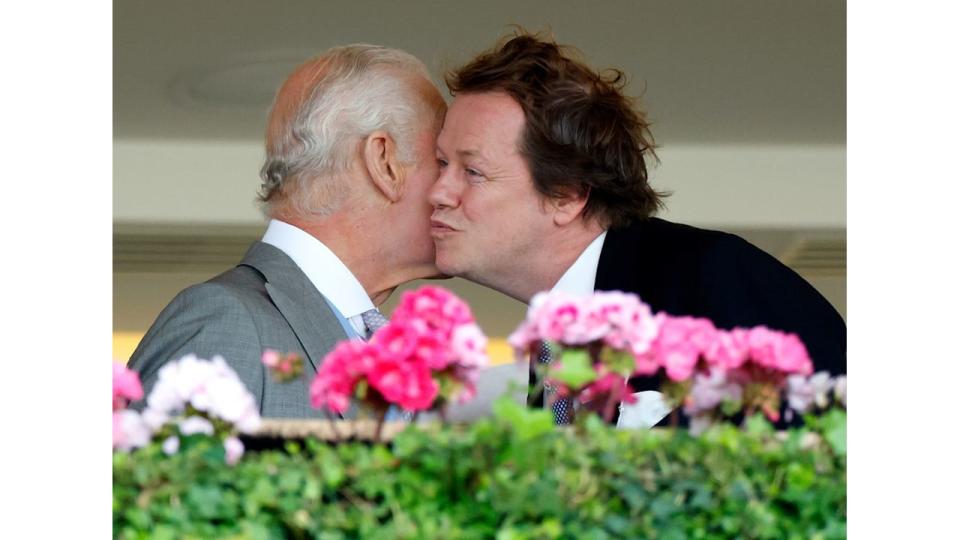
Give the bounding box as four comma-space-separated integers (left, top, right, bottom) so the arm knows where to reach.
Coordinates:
114, 411, 847, 539
550, 349, 598, 389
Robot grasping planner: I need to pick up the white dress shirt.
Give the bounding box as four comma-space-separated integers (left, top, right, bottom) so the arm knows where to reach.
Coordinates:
261, 219, 373, 337
550, 231, 607, 296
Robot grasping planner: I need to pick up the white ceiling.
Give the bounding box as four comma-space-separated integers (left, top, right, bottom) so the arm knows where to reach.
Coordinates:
114, 0, 845, 145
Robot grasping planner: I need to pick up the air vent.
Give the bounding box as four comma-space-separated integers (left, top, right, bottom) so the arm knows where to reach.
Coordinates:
114, 224, 261, 273
779, 238, 846, 276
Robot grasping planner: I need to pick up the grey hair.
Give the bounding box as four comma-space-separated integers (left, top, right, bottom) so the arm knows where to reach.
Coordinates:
258, 44, 436, 218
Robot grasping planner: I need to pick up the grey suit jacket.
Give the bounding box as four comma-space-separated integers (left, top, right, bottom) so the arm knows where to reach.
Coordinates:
127, 242, 351, 418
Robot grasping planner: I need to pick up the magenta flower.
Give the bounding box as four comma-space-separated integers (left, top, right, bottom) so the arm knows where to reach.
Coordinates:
310, 340, 365, 414
366, 354, 439, 412
392, 285, 475, 340
113, 362, 144, 411
312, 287, 487, 414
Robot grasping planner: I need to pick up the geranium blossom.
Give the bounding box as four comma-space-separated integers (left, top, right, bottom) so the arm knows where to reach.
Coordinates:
144, 354, 261, 434
311, 286, 488, 415
684, 369, 743, 416
113, 409, 151, 452
113, 362, 143, 410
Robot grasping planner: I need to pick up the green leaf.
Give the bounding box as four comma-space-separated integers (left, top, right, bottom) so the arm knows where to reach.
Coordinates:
600, 348, 636, 377
549, 349, 597, 389
744, 413, 774, 436
821, 408, 847, 456
492, 396, 554, 441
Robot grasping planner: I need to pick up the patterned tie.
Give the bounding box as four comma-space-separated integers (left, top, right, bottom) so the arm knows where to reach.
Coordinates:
360, 308, 389, 340
537, 341, 572, 425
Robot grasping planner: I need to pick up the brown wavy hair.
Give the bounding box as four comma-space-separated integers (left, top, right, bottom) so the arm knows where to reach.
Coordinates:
445, 30, 667, 228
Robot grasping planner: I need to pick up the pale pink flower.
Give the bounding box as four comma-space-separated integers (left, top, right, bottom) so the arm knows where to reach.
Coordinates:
689, 414, 715, 436
224, 436, 244, 466
162, 436, 180, 455
113, 410, 151, 452
140, 407, 170, 431
684, 369, 743, 416
178, 416, 215, 436
261, 349, 280, 368
144, 354, 262, 434
786, 374, 815, 414
834, 375, 847, 407
451, 323, 489, 370
113, 362, 144, 410
786, 371, 834, 414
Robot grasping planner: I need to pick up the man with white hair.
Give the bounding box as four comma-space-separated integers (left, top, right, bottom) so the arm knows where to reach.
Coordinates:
128, 44, 446, 418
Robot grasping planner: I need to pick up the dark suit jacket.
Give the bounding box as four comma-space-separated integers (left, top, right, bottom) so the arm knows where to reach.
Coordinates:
592, 218, 846, 426
127, 242, 353, 418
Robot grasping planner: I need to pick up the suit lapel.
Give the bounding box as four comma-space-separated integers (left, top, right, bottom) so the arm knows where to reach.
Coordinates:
595, 221, 643, 293
239, 242, 349, 373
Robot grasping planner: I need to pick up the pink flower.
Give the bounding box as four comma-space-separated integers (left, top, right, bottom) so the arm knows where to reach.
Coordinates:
113, 409, 151, 451
591, 292, 659, 356
747, 326, 813, 375
224, 436, 244, 466
785, 371, 834, 414
704, 328, 751, 370
261, 350, 280, 368
366, 354, 438, 411
645, 316, 718, 382
451, 323, 489, 370
310, 340, 365, 414
578, 372, 637, 406
684, 369, 743, 416
392, 285, 475, 340
113, 362, 143, 410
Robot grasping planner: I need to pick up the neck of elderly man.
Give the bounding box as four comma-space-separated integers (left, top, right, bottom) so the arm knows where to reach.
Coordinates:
270, 157, 440, 307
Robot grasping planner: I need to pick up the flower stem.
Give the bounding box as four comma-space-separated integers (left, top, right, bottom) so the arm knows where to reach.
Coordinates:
374, 408, 388, 443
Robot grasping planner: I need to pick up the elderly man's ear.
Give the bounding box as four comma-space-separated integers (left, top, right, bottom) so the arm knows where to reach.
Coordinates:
363, 130, 404, 202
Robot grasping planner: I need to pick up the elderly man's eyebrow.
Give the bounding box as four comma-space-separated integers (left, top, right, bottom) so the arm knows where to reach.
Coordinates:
456, 149, 486, 161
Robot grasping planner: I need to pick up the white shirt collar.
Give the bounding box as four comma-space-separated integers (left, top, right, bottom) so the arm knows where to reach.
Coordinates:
261, 219, 374, 320
551, 230, 608, 296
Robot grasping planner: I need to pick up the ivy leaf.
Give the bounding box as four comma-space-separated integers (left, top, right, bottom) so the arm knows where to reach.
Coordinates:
549, 349, 597, 390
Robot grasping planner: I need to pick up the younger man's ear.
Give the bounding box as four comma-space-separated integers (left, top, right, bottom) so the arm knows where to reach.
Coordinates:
363, 130, 404, 202
551, 186, 590, 226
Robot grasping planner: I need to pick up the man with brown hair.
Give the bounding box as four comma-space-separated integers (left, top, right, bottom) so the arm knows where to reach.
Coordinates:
428, 31, 845, 425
